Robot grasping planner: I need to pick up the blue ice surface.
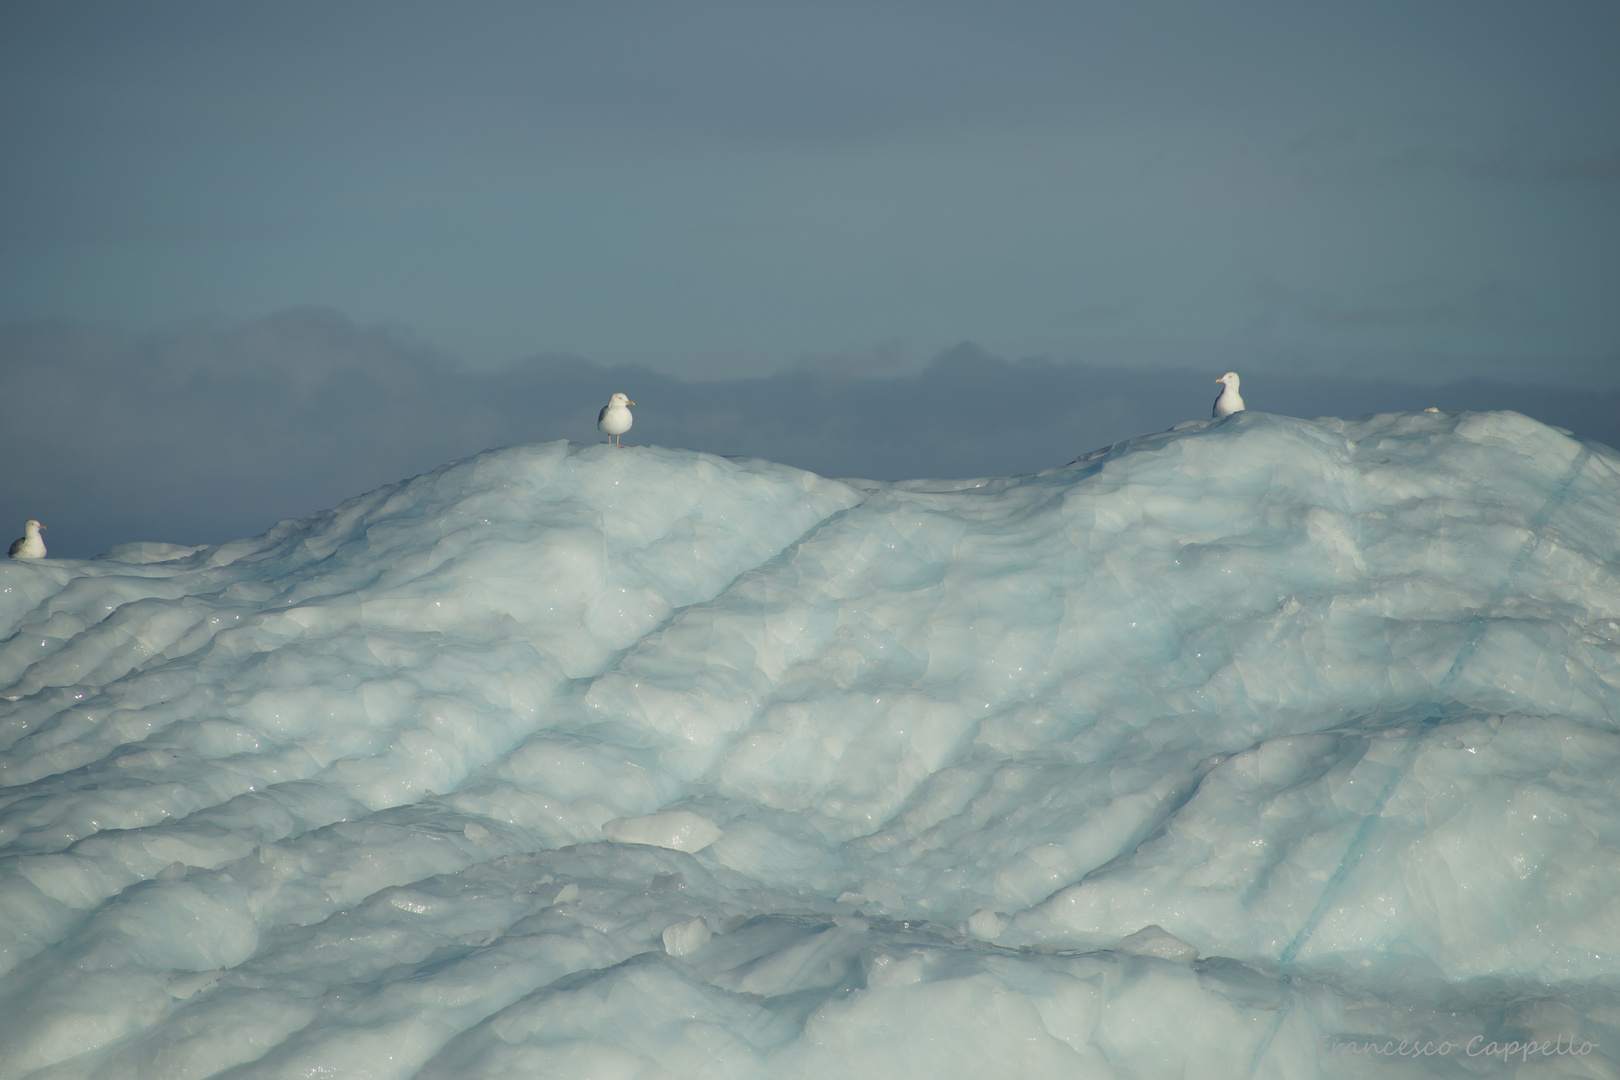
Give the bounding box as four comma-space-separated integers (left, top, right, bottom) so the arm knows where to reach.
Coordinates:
1, 408, 1618, 1079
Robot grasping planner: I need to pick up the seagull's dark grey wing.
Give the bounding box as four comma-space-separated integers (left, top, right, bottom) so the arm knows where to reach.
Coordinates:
1212, 391, 1221, 419
7, 537, 22, 556
598, 405, 609, 425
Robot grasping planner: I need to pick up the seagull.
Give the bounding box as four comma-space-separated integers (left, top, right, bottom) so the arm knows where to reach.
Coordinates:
597, 392, 635, 448
8, 519, 46, 559
1213, 372, 1245, 418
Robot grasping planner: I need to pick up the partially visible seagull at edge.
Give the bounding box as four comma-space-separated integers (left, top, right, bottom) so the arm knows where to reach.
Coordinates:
598, 393, 635, 448
8, 519, 46, 558
1213, 372, 1245, 419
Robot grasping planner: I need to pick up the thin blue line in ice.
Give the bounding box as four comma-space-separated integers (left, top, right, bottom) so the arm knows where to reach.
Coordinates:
1277, 444, 1591, 967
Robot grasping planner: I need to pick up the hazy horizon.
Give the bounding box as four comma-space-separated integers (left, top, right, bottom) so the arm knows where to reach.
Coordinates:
5, 308, 1617, 560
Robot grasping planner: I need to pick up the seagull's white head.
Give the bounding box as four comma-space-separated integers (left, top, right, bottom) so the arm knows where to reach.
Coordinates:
24, 520, 43, 531
1217, 372, 1240, 390
609, 393, 634, 407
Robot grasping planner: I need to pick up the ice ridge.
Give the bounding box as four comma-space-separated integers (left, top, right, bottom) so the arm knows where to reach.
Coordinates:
1, 411, 1618, 1078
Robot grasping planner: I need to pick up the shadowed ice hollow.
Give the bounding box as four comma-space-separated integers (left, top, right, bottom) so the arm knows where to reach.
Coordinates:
2, 409, 1618, 1078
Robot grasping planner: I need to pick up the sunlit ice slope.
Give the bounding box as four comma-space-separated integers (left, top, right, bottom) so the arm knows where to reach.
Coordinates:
2, 410, 1619, 1079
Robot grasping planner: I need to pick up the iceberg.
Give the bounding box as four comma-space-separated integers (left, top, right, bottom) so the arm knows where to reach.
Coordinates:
1, 409, 1617, 1078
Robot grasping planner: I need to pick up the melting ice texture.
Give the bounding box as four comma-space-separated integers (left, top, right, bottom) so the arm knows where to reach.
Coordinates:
2, 410, 1619, 1080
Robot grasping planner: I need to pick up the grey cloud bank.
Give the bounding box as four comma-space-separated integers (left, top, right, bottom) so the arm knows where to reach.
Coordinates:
1, 2, 1616, 378
4, 309, 1616, 560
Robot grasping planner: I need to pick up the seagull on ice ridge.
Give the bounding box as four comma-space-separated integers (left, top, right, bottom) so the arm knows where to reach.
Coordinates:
598, 392, 635, 448
1213, 372, 1245, 418
8, 519, 46, 558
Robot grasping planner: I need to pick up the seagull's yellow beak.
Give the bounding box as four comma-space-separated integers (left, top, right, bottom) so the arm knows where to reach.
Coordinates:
627, 399, 636, 405
1215, 377, 1223, 383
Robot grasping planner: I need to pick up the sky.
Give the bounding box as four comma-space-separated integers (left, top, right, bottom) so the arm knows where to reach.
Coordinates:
2, 1, 1618, 556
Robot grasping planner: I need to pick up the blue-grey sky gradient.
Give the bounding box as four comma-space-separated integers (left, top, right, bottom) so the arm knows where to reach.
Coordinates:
3, 1, 1617, 381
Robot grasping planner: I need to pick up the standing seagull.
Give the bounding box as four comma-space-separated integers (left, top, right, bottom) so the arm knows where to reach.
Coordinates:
598, 392, 635, 448
8, 519, 46, 558
1213, 372, 1245, 418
